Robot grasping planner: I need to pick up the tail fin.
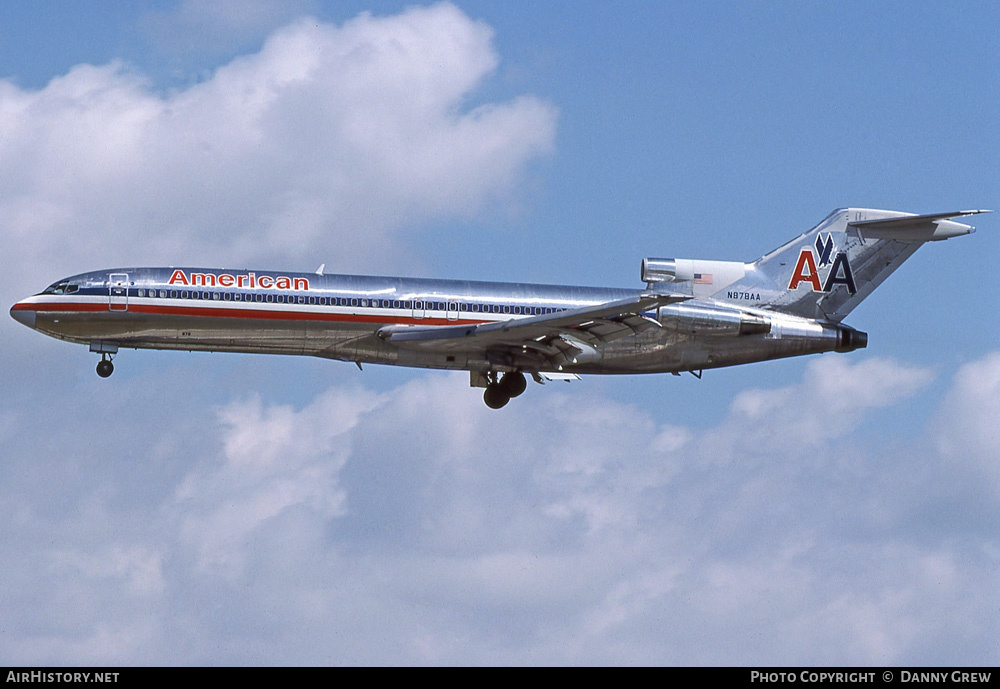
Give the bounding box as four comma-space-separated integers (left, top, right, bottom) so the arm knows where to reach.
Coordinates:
722, 208, 988, 321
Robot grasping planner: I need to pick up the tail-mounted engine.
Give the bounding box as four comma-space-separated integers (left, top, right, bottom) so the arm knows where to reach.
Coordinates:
641, 257, 748, 293
658, 303, 770, 336
641, 258, 681, 284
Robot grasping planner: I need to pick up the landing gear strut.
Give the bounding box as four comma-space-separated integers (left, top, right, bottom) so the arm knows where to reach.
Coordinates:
483, 371, 527, 409
96, 354, 114, 378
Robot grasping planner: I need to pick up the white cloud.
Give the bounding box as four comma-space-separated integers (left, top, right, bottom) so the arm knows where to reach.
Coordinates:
173, 387, 379, 576
6, 352, 998, 664
0, 3, 556, 307
934, 352, 1000, 497
725, 356, 933, 450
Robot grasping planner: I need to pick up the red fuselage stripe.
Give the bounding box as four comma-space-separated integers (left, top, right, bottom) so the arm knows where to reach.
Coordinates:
16, 300, 490, 327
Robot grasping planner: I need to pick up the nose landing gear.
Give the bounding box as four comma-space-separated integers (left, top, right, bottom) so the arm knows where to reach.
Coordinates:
89, 341, 119, 378
483, 371, 527, 409
96, 354, 114, 378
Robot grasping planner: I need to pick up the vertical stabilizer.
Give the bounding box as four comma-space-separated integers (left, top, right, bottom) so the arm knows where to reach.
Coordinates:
719, 208, 986, 321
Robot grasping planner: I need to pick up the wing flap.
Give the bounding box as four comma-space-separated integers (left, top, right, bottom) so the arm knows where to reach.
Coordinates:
533, 371, 582, 384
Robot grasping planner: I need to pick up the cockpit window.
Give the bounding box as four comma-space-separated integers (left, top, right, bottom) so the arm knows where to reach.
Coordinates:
41, 282, 80, 295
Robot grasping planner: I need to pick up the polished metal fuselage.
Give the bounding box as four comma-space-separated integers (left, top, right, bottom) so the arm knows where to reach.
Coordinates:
11, 266, 849, 375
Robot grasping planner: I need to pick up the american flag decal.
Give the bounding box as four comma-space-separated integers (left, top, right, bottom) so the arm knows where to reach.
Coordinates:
694, 273, 713, 285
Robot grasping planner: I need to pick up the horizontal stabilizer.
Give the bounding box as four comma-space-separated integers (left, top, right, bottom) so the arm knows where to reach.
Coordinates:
849, 209, 991, 228
849, 210, 991, 241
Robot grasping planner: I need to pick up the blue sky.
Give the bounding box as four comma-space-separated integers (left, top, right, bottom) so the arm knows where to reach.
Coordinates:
1, 1, 998, 665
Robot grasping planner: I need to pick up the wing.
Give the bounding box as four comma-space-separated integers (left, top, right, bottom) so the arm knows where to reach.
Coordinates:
377, 293, 686, 370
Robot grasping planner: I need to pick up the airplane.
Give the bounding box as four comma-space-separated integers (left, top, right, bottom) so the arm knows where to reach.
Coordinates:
9, 208, 988, 408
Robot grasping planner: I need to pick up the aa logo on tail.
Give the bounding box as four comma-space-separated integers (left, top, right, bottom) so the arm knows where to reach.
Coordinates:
788, 233, 857, 295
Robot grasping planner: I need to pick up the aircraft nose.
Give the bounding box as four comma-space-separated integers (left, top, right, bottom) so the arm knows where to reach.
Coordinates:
10, 303, 36, 329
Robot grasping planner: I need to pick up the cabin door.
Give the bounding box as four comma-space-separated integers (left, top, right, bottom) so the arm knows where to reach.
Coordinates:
411, 299, 425, 320
108, 273, 129, 311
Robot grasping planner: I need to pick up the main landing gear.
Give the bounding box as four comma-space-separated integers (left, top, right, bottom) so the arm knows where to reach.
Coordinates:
483, 371, 526, 409
96, 354, 114, 378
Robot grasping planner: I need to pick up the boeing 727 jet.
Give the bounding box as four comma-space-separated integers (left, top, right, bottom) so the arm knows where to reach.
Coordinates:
9, 208, 987, 407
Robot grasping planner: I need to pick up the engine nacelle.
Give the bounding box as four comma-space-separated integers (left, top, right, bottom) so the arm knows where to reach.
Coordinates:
658, 304, 771, 336
641, 258, 679, 283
